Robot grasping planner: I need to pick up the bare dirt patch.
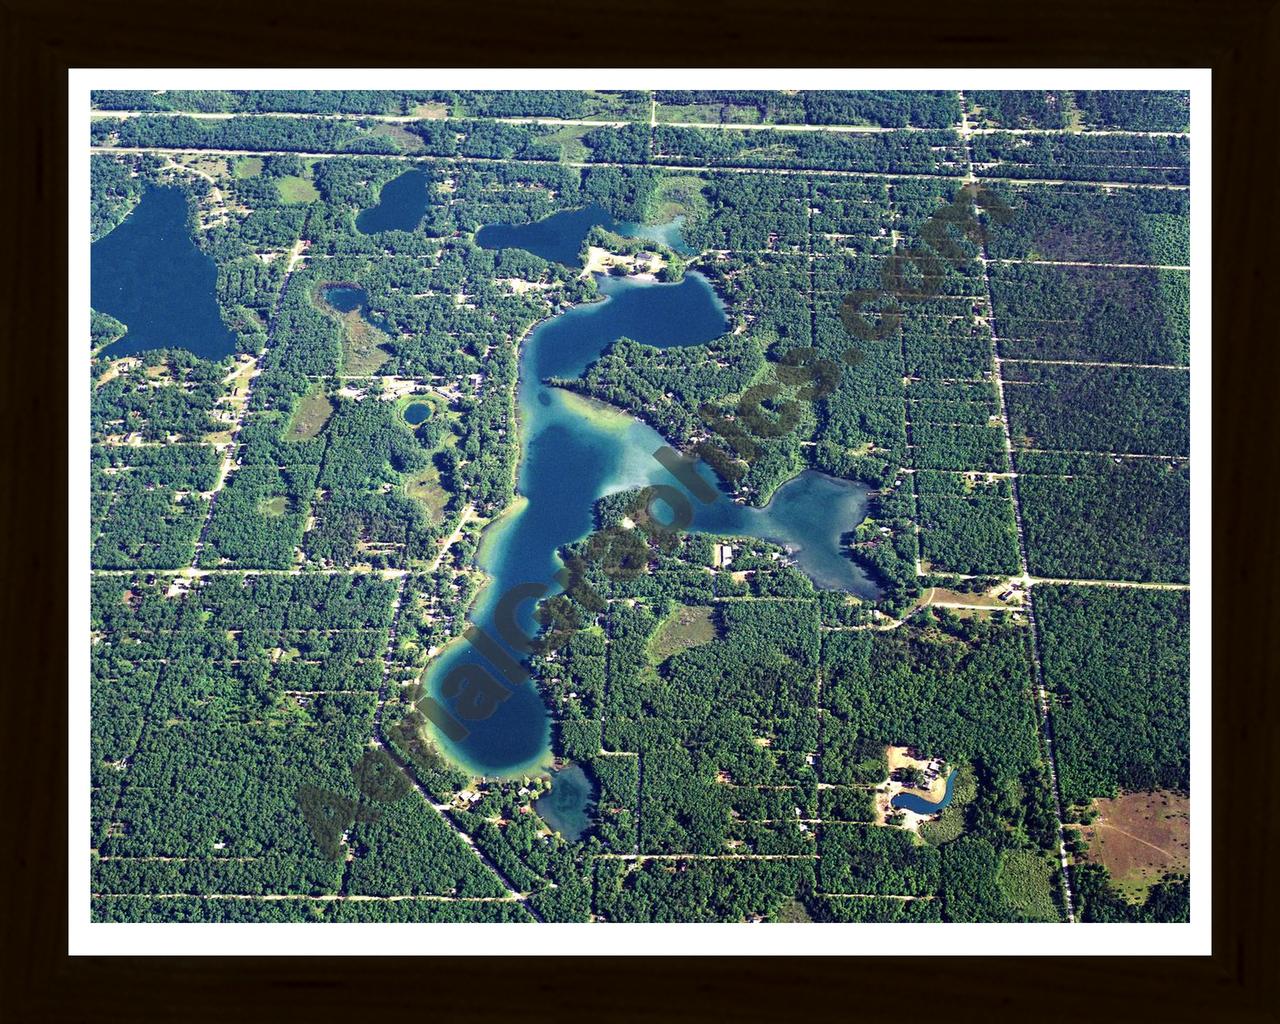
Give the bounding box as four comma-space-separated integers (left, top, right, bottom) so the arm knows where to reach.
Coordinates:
411, 102, 449, 119
921, 586, 1007, 609
1082, 790, 1189, 902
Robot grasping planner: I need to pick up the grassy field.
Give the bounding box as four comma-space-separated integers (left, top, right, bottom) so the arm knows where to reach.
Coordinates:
654, 102, 763, 124
581, 91, 650, 120
1082, 790, 1190, 902
284, 389, 335, 441
371, 123, 425, 153
403, 463, 450, 522
277, 175, 319, 204
648, 605, 718, 665
339, 310, 391, 375
232, 156, 264, 179
542, 124, 594, 163
997, 849, 1061, 921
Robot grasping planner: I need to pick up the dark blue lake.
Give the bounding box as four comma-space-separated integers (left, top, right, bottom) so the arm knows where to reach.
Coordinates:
476, 203, 693, 266
91, 187, 237, 360
891, 769, 959, 815
533, 763, 598, 842
356, 169, 431, 234
403, 402, 431, 426
425, 270, 876, 776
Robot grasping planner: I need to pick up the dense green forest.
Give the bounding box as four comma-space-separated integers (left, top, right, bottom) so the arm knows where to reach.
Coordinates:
1003, 363, 1190, 457
1035, 585, 1190, 805
983, 184, 1189, 265
87, 89, 1193, 923
971, 133, 1190, 185
990, 263, 1188, 365
1017, 455, 1189, 582
967, 90, 1188, 132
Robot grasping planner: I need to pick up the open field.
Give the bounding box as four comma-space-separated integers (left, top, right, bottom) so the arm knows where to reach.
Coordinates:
655, 102, 764, 125
1081, 790, 1189, 902
404, 464, 450, 523
371, 123, 425, 153
997, 849, 1060, 921
232, 156, 263, 179
337, 310, 391, 375
542, 124, 593, 163
648, 604, 719, 664
259, 495, 288, 517
284, 389, 336, 441
277, 174, 319, 204
410, 101, 449, 119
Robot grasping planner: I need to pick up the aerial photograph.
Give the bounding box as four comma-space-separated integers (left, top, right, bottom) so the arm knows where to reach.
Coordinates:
85, 84, 1193, 928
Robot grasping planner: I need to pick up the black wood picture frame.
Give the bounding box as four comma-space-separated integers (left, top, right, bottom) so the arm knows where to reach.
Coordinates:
3, 1, 1275, 1019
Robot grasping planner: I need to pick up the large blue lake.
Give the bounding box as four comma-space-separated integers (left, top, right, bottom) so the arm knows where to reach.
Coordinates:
425, 269, 877, 776
91, 187, 237, 360
476, 203, 693, 265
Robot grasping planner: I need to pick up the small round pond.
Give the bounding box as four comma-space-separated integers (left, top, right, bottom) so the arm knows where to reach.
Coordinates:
320, 284, 367, 313
403, 401, 432, 426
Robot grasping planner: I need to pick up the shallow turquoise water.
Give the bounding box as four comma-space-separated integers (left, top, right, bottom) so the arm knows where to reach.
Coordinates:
91, 187, 237, 360
424, 271, 876, 776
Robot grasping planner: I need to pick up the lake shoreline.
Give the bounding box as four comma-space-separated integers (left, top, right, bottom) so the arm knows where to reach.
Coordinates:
418, 220, 873, 778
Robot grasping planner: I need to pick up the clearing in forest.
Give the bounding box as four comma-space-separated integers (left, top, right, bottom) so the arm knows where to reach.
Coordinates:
277, 175, 319, 204
335, 310, 392, 376
1082, 790, 1189, 902
404, 464, 450, 523
649, 605, 719, 665
285, 389, 336, 441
